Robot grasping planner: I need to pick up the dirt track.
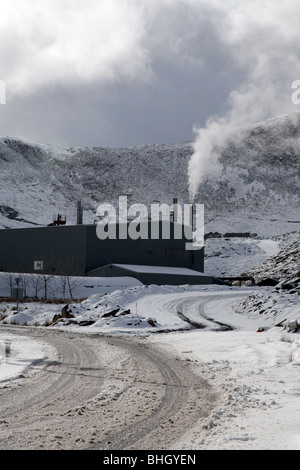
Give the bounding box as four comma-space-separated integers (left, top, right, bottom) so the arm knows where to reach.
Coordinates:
0, 327, 218, 450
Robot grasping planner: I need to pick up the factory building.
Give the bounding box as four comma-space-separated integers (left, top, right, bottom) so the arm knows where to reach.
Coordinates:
0, 220, 213, 285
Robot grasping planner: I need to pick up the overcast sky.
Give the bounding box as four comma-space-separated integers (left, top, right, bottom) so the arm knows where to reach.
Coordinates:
0, 0, 300, 148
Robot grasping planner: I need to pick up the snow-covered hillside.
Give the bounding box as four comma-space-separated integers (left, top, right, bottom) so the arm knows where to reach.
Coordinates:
246, 231, 300, 282
0, 137, 191, 228
0, 112, 299, 237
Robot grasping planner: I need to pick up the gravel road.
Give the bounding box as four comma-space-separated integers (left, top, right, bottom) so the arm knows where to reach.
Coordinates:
0, 327, 218, 450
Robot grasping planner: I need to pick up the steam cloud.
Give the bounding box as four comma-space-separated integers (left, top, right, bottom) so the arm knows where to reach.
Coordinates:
188, 0, 300, 201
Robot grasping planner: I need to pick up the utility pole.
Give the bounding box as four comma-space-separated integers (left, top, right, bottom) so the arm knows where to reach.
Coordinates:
15, 276, 20, 311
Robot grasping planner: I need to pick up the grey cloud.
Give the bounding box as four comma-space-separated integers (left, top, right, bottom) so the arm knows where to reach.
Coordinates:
0, 0, 299, 152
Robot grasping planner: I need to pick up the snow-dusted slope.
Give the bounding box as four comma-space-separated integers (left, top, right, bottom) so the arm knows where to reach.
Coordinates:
246, 231, 300, 281
195, 112, 300, 236
0, 112, 299, 236
0, 138, 191, 228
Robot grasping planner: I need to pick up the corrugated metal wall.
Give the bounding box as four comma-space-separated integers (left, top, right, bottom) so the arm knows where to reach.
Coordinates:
0, 225, 86, 275
0, 222, 204, 276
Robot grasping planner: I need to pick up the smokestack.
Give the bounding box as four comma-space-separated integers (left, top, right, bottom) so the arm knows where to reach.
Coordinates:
190, 204, 195, 230
77, 201, 83, 225
173, 198, 178, 223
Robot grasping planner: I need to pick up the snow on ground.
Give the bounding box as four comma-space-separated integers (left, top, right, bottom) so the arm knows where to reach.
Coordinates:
0, 281, 300, 450
0, 273, 142, 300
0, 332, 54, 386
0, 234, 299, 449
150, 292, 300, 450
204, 236, 280, 277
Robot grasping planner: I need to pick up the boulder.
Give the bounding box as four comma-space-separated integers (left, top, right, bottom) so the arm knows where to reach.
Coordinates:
256, 278, 279, 287
61, 304, 74, 318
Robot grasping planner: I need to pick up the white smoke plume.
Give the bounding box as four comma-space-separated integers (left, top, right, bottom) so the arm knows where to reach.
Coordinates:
188, 0, 300, 201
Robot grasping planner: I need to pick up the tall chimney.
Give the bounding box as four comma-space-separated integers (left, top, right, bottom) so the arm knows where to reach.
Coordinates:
190, 204, 195, 230
173, 198, 178, 223
77, 201, 83, 225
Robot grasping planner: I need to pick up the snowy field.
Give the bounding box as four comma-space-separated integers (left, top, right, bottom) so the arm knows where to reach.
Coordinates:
0, 279, 299, 450
0, 233, 299, 450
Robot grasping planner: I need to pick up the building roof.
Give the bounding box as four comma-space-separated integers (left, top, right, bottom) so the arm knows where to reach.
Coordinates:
87, 263, 214, 286
106, 264, 209, 276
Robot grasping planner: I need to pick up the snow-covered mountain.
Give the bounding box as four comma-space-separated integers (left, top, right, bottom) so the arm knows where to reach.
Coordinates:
0, 112, 299, 237
0, 138, 191, 228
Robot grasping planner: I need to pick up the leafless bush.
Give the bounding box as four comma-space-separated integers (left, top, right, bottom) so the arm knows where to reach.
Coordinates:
5, 341, 11, 356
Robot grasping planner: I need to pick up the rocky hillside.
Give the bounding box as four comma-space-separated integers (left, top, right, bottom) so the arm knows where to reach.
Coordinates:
0, 112, 299, 237
234, 231, 299, 325
246, 232, 300, 282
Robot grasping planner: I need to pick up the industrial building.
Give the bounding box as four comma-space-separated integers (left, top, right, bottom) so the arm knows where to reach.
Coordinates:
87, 263, 213, 285
0, 219, 214, 285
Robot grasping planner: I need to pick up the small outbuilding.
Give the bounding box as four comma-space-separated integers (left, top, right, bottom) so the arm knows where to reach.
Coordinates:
87, 264, 214, 286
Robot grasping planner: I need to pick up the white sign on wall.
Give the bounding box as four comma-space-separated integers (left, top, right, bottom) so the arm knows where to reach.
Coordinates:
34, 261, 43, 270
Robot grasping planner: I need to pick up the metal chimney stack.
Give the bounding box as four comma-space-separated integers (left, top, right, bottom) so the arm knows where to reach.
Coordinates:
190, 204, 195, 231
173, 198, 178, 223
77, 201, 83, 225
